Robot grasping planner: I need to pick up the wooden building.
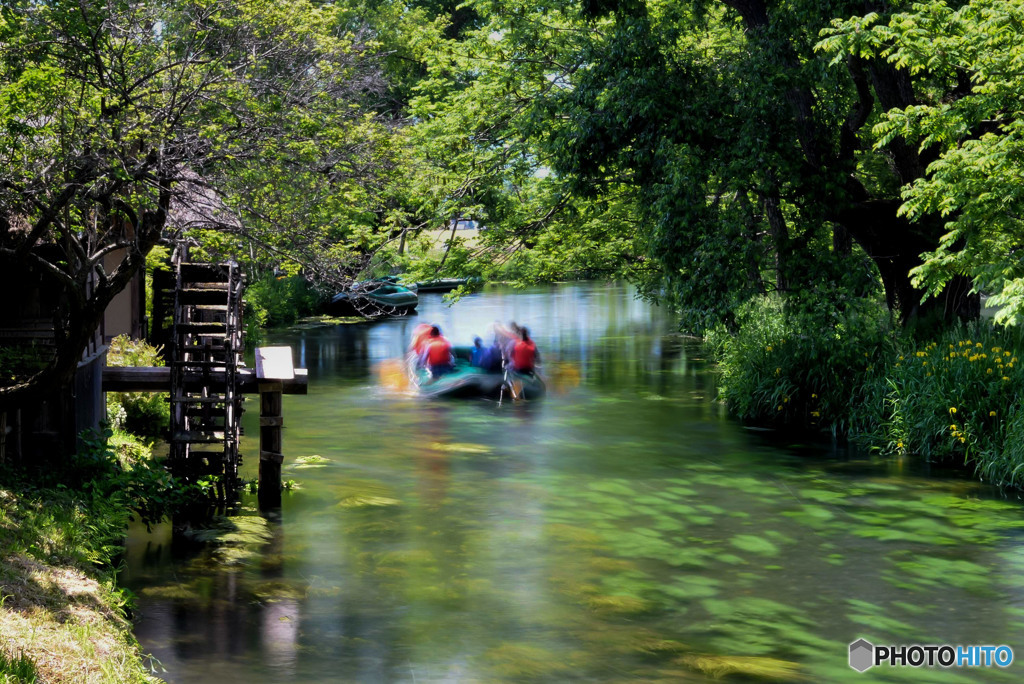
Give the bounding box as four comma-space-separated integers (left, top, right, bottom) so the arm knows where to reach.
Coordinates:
0, 251, 146, 465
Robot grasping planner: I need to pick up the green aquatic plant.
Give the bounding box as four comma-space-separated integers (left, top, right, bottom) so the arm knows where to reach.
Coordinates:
730, 534, 780, 556
679, 654, 805, 681
338, 495, 401, 508
182, 515, 275, 567
250, 580, 306, 602
138, 582, 207, 602
585, 594, 653, 616
429, 442, 492, 454
481, 642, 574, 679
292, 454, 329, 469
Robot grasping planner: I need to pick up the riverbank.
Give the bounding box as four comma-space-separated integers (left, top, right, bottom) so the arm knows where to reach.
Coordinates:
0, 483, 158, 683
710, 295, 1024, 488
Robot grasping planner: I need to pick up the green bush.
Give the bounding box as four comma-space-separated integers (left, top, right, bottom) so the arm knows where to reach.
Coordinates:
244, 274, 326, 328
708, 294, 894, 435
70, 428, 191, 528
711, 298, 1024, 489
857, 323, 1024, 487
105, 335, 168, 442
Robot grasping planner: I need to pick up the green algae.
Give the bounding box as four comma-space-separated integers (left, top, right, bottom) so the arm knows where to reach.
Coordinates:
730, 534, 779, 556
585, 593, 653, 616
338, 495, 401, 508
482, 643, 575, 679
680, 654, 805, 681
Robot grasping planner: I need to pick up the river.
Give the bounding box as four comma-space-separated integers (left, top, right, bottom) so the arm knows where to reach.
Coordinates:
121, 283, 1024, 683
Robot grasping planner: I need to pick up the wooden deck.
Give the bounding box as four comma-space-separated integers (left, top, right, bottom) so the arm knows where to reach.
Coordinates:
102, 366, 308, 394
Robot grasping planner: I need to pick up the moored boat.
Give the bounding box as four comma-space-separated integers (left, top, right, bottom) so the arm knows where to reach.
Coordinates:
329, 279, 418, 317
413, 277, 478, 293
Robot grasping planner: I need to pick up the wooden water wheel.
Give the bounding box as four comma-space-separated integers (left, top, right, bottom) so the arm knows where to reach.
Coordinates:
167, 260, 245, 500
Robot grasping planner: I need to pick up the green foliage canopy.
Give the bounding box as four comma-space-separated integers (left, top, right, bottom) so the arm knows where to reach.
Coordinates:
0, 0, 395, 404
820, 0, 1024, 326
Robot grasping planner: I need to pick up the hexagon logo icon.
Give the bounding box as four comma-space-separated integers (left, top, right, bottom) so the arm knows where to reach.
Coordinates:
849, 639, 875, 672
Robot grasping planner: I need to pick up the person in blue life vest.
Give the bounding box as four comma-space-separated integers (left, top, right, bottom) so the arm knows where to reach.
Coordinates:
471, 336, 504, 372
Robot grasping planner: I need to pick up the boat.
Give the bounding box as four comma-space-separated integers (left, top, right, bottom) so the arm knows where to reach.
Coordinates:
413, 277, 478, 294
410, 347, 545, 400
329, 279, 418, 317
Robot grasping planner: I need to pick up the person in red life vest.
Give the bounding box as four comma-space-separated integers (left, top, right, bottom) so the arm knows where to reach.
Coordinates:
409, 323, 432, 367
420, 325, 454, 376
511, 327, 540, 374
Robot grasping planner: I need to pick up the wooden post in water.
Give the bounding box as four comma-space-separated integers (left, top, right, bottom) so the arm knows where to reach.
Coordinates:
255, 347, 294, 509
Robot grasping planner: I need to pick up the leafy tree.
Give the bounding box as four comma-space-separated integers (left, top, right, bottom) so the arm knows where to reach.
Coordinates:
819, 0, 1024, 326
406, 0, 990, 330
390, 0, 648, 285
0, 0, 392, 407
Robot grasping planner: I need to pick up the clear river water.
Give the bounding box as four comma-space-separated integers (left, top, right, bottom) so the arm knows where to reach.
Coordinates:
122, 283, 1024, 683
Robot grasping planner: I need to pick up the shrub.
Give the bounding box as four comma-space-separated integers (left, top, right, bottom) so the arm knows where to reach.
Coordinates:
105, 335, 168, 442
708, 294, 894, 435
244, 274, 326, 328
856, 323, 1024, 487
72, 428, 191, 527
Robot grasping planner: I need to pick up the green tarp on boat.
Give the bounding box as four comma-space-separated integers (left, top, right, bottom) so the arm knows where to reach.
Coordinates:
410, 348, 545, 400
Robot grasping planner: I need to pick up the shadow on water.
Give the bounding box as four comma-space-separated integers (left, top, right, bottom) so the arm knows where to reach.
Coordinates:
122, 283, 1024, 683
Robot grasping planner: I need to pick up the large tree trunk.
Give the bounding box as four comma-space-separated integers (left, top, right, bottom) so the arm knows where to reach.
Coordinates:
841, 200, 979, 323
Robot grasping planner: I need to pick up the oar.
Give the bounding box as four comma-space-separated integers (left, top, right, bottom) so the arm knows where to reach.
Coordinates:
498, 363, 508, 406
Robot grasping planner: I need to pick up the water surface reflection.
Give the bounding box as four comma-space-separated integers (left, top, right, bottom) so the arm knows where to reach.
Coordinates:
122, 283, 1024, 683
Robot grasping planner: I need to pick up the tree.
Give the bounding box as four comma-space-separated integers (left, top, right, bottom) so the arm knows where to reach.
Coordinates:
407, 0, 986, 330
381, 0, 648, 286
0, 0, 392, 408
819, 0, 1024, 326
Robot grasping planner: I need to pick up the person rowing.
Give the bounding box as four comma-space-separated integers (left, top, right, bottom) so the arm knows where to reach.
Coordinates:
510, 326, 539, 374
420, 325, 454, 377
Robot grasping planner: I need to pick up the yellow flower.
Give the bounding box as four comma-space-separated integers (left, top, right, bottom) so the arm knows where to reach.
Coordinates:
783, 397, 789, 403
990, 411, 997, 417
811, 393, 818, 399
987, 368, 993, 374
1005, 351, 1012, 357
922, 361, 927, 366
899, 355, 905, 361
1004, 376, 1011, 381
975, 342, 982, 348
949, 407, 957, 414
766, 345, 773, 352
950, 424, 957, 431
777, 405, 783, 411
926, 372, 932, 376
897, 440, 904, 448
811, 411, 820, 417
960, 437, 966, 443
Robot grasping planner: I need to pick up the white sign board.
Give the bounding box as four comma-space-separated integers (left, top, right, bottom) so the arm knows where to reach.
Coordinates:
254, 346, 295, 380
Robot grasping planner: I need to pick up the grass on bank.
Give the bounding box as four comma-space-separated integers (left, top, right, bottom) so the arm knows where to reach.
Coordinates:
0, 477, 159, 684
710, 294, 1024, 489
1, 401, 185, 683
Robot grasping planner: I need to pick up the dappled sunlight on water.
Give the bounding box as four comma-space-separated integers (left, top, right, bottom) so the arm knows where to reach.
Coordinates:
122, 283, 1024, 683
